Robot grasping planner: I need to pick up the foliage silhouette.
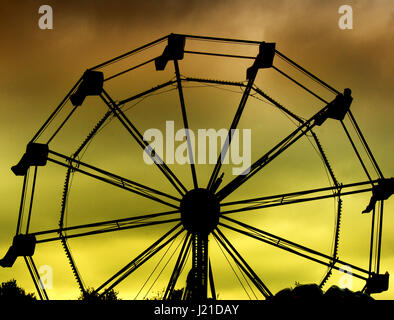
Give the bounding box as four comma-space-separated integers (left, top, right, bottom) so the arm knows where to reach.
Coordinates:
272, 283, 374, 302
0, 279, 36, 301
147, 288, 184, 300
78, 287, 120, 301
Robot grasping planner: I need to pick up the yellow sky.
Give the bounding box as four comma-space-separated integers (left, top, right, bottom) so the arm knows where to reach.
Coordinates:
0, 0, 393, 300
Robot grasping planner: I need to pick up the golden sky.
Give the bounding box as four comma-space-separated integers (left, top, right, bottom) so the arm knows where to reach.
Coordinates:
0, 0, 393, 300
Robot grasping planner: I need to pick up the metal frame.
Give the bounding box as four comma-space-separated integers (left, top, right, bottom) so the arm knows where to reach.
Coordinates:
3, 33, 391, 300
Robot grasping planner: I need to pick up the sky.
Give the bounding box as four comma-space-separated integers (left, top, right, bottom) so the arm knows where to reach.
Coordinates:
0, 0, 393, 300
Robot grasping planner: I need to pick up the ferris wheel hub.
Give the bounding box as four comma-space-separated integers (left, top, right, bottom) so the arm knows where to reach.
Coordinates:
180, 188, 220, 234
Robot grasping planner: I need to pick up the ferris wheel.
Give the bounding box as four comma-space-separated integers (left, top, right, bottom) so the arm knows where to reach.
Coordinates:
1, 34, 392, 300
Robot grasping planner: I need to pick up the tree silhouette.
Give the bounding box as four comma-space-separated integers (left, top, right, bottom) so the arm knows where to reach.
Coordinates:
78, 287, 120, 301
148, 288, 184, 300
272, 284, 374, 302
0, 279, 36, 301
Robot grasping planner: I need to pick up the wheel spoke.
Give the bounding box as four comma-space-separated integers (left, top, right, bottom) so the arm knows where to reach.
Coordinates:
95, 223, 184, 295
212, 234, 256, 299
34, 210, 180, 243
207, 62, 258, 190
219, 216, 369, 279
249, 87, 341, 189
174, 60, 198, 189
100, 89, 187, 195
212, 229, 272, 298
216, 100, 340, 201
71, 81, 177, 164
220, 180, 375, 214
47, 149, 180, 208
163, 232, 192, 300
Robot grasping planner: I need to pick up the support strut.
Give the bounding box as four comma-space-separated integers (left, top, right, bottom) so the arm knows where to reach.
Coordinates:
185, 233, 209, 300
